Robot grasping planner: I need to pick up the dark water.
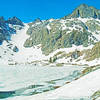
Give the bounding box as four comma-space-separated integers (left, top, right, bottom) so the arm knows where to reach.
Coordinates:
0, 91, 15, 99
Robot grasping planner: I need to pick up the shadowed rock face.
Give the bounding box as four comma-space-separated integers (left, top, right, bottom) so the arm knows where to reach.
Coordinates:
6, 16, 24, 26
0, 17, 5, 26
0, 16, 23, 45
63, 4, 100, 19
0, 17, 15, 44
34, 18, 42, 23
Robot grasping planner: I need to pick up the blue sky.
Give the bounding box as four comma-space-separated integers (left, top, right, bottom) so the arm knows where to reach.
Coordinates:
0, 0, 100, 22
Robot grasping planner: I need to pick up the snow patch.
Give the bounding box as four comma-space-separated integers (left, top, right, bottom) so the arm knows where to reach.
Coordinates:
46, 24, 51, 30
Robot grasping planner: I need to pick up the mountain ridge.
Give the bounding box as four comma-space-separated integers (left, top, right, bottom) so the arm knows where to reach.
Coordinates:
63, 4, 100, 19
1, 4, 100, 66
0, 16, 24, 44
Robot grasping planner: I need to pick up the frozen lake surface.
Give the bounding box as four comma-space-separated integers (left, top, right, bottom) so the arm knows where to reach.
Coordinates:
0, 65, 83, 99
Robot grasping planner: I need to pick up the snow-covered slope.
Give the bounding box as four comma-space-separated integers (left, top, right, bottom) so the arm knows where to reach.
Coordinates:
1, 5, 100, 66
1, 18, 100, 66
0, 23, 47, 65
23, 16, 100, 66
11, 24, 46, 63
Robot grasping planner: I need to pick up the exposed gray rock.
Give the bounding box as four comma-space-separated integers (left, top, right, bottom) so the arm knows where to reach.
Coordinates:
63, 4, 100, 19
13, 46, 19, 52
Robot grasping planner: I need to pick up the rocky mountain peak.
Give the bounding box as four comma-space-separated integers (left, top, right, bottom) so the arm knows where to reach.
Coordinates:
34, 18, 42, 23
0, 16, 5, 23
63, 4, 100, 19
0, 16, 5, 26
0, 16, 24, 45
6, 16, 24, 26
78, 4, 89, 8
